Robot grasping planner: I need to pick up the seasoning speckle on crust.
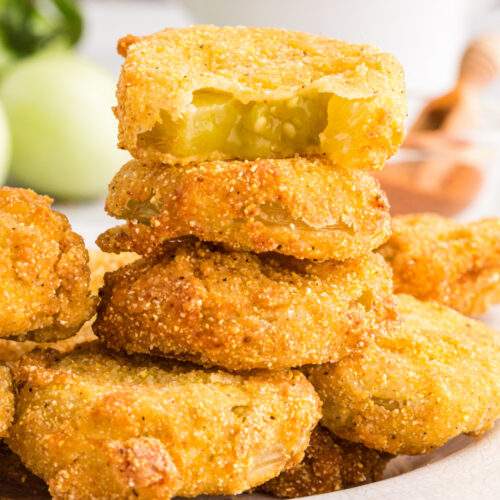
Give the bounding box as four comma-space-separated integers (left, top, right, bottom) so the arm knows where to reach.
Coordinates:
116, 25, 406, 168
307, 294, 500, 455
380, 214, 500, 315
260, 426, 391, 497
7, 343, 321, 499
98, 157, 391, 261
93, 240, 395, 371
0, 187, 95, 343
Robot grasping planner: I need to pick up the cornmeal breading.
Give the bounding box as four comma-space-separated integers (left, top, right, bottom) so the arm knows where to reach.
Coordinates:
87, 249, 140, 293
93, 241, 395, 371
116, 25, 406, 168
0, 364, 13, 438
98, 157, 391, 261
380, 214, 500, 315
307, 294, 500, 455
7, 344, 321, 499
0, 250, 139, 362
260, 426, 391, 497
0, 188, 95, 343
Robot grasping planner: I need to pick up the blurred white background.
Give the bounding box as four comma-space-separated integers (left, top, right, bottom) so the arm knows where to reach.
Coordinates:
81, 0, 500, 94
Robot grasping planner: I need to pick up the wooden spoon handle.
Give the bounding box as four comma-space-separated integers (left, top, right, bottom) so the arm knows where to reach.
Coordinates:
458, 35, 500, 89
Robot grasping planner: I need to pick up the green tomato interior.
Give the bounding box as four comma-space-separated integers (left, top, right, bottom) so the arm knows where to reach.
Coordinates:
138, 90, 330, 159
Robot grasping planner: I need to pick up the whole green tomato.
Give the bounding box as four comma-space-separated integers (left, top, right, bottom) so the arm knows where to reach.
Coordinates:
0, 100, 10, 184
0, 50, 129, 199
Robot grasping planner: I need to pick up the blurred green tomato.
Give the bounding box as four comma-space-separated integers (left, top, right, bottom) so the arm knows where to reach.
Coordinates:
0, 100, 10, 184
0, 50, 128, 199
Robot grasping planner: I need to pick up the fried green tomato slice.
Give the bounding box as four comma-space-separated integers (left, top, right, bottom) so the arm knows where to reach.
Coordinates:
306, 294, 500, 455
259, 426, 392, 498
93, 241, 395, 371
0, 364, 14, 438
115, 26, 406, 169
7, 344, 320, 499
0, 249, 139, 362
97, 157, 391, 261
380, 214, 500, 316
0, 187, 95, 342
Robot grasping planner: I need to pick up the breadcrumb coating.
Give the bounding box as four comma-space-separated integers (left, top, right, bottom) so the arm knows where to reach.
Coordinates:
0, 442, 48, 498
307, 294, 500, 455
0, 250, 139, 362
116, 25, 406, 169
93, 240, 395, 371
0, 188, 95, 342
7, 343, 321, 499
88, 249, 140, 293
259, 426, 391, 497
0, 364, 13, 438
380, 214, 500, 315
98, 157, 391, 261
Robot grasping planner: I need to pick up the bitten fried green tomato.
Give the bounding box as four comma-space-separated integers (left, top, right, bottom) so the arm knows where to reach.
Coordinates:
115, 25, 406, 168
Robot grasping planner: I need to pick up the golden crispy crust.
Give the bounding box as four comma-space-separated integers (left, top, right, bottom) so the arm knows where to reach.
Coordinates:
98, 158, 391, 261
0, 250, 139, 362
116, 25, 406, 168
380, 214, 500, 315
259, 426, 391, 497
0, 364, 14, 438
7, 344, 321, 499
307, 294, 500, 455
0, 442, 48, 498
0, 188, 95, 342
87, 249, 140, 293
94, 241, 395, 371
